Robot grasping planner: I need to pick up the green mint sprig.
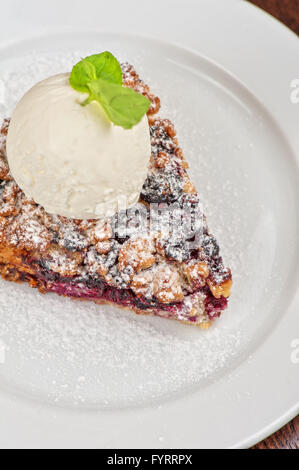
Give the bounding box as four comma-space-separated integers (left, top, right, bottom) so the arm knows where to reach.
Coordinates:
69, 51, 150, 129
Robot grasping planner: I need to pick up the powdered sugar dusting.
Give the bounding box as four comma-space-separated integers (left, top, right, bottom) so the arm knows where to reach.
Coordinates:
0, 278, 243, 407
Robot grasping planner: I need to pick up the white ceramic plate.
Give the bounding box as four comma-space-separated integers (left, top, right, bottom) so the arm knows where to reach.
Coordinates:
0, 0, 298, 449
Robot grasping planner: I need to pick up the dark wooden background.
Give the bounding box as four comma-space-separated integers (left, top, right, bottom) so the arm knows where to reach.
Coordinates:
246, 0, 298, 449
249, 0, 299, 34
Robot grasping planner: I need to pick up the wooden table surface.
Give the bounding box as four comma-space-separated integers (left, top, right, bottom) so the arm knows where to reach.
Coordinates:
247, 0, 298, 449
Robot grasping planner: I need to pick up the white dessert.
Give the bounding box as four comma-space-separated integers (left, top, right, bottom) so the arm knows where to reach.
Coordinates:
6, 73, 151, 219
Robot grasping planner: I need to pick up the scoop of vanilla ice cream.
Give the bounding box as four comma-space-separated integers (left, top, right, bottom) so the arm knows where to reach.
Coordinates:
6, 73, 151, 219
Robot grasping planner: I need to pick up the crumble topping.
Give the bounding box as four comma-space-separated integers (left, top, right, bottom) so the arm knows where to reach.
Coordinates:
122, 63, 161, 116
85, 246, 107, 276
118, 237, 156, 273
153, 263, 184, 304
9, 215, 51, 251
41, 247, 83, 277
183, 260, 210, 289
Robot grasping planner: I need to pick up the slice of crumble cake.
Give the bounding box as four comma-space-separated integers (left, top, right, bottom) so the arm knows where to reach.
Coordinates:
0, 63, 232, 327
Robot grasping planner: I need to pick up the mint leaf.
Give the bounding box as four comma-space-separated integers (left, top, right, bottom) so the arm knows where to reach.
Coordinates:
69, 51, 150, 128
69, 59, 97, 93
70, 52, 122, 92
84, 52, 122, 85
88, 79, 150, 129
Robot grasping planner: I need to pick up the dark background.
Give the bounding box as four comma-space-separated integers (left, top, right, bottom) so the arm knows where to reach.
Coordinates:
247, 0, 298, 450
249, 0, 299, 34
